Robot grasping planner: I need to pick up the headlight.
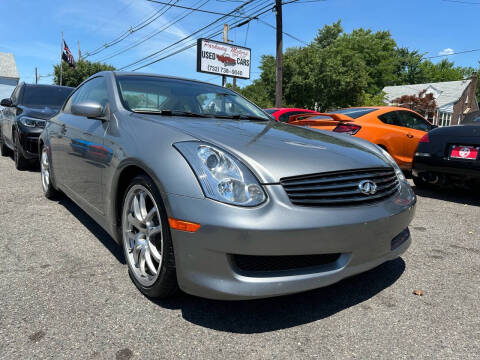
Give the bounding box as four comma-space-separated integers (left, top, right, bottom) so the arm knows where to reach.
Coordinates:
378, 146, 406, 182
174, 141, 267, 206
19, 116, 46, 128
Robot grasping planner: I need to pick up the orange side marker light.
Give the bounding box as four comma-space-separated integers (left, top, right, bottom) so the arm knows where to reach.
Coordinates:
168, 218, 201, 232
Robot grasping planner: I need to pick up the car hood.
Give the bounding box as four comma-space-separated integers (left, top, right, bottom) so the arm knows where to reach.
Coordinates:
19, 105, 61, 120
156, 117, 390, 183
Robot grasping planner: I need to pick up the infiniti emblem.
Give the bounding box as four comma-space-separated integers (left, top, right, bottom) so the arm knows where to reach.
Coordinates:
358, 180, 377, 195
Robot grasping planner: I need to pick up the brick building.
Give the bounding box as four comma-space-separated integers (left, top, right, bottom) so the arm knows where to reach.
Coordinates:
382, 74, 478, 126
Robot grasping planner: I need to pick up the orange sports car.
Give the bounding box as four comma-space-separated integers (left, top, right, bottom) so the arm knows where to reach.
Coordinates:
288, 107, 435, 170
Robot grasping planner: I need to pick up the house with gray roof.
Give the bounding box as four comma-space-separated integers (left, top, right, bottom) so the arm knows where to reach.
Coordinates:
383, 74, 478, 126
0, 52, 19, 104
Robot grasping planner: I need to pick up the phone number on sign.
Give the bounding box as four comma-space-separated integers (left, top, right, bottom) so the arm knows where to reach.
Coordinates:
207, 65, 244, 76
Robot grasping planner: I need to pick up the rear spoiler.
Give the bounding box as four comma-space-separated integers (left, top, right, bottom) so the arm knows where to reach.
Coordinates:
288, 112, 355, 123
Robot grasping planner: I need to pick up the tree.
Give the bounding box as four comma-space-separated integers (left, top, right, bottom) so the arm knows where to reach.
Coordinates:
236, 21, 480, 110
53, 59, 115, 87
392, 89, 437, 119
314, 20, 343, 49
393, 48, 425, 85
418, 59, 475, 83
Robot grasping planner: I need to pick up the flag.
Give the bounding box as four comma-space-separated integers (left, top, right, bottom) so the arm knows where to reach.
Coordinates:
62, 40, 75, 69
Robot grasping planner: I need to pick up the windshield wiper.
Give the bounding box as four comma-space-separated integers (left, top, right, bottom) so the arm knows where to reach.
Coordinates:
133, 109, 211, 118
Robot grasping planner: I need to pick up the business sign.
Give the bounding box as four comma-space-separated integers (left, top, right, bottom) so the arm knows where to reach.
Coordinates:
197, 38, 251, 79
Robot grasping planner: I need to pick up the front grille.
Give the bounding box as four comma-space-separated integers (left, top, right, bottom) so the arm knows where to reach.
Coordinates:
232, 253, 341, 274
280, 167, 400, 206
23, 137, 39, 154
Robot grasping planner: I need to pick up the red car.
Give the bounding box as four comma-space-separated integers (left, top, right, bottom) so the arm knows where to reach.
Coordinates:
264, 108, 317, 122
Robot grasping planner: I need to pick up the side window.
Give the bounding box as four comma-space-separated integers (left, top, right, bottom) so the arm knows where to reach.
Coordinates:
396, 111, 431, 131
64, 77, 109, 115
378, 111, 399, 126
74, 77, 108, 106
10, 84, 21, 104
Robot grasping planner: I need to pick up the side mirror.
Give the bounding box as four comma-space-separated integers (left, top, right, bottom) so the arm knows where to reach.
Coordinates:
1, 98, 13, 107
71, 102, 105, 119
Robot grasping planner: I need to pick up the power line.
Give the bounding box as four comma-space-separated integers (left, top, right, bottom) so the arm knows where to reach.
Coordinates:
119, 0, 265, 70
426, 48, 480, 59
88, 0, 136, 35
441, 0, 480, 4
95, 0, 210, 62
256, 18, 309, 46
84, 0, 178, 57
129, 0, 272, 71
146, 0, 252, 17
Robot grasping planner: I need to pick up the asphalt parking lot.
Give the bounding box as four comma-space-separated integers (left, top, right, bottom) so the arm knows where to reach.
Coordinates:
0, 155, 479, 360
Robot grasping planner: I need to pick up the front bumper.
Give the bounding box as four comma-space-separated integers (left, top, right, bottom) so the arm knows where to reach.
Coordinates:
166, 181, 416, 300
17, 125, 43, 160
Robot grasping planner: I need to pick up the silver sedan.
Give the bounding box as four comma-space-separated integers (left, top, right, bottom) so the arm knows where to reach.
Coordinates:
39, 71, 416, 300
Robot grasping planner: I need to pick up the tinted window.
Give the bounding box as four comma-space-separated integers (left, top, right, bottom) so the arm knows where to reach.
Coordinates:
72, 77, 108, 106
10, 84, 21, 104
264, 109, 276, 115
378, 111, 399, 125
396, 111, 431, 131
22, 85, 73, 108
117, 75, 269, 120
329, 108, 376, 119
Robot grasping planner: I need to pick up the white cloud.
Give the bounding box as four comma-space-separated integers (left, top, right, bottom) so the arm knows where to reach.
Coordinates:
438, 48, 454, 56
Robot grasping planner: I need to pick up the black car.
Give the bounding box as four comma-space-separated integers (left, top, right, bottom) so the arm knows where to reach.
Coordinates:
0, 83, 74, 169
413, 123, 480, 189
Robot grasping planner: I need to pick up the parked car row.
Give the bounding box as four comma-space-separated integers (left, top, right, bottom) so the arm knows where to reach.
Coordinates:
0, 72, 416, 300
267, 106, 480, 191
0, 83, 74, 169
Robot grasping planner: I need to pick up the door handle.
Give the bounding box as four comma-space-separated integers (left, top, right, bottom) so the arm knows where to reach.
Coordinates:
406, 134, 414, 138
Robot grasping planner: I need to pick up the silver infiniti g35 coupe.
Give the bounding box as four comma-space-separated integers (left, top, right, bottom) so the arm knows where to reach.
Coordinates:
39, 71, 416, 300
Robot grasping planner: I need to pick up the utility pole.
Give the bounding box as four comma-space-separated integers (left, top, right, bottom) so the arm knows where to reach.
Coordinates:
222, 24, 229, 87
275, 0, 283, 107
60, 31, 63, 86
35, 67, 38, 84
77, 40, 82, 61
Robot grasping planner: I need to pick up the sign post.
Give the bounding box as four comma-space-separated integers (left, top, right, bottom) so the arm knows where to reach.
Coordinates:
197, 38, 251, 84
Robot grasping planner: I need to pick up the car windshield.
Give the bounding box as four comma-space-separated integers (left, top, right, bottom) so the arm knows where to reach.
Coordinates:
116, 75, 269, 120
23, 85, 73, 108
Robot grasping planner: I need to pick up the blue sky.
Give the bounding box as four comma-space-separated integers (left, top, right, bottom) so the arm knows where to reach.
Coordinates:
1, 0, 479, 87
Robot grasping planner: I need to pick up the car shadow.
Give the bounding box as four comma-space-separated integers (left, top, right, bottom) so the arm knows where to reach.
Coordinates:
56, 196, 126, 264
412, 185, 480, 206
151, 258, 405, 333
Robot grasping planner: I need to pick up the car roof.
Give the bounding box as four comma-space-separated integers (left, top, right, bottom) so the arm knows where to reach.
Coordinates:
24, 83, 74, 90
111, 71, 228, 89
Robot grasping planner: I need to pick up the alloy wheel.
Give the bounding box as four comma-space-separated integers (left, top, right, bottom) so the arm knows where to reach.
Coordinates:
122, 185, 164, 287
40, 148, 50, 193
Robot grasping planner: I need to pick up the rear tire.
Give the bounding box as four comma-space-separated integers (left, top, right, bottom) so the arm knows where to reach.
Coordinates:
40, 146, 59, 199
412, 174, 432, 190
121, 175, 178, 298
13, 131, 29, 170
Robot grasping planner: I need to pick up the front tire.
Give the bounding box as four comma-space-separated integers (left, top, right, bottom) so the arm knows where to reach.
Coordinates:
121, 175, 178, 298
0, 131, 12, 157
13, 131, 29, 170
40, 146, 59, 199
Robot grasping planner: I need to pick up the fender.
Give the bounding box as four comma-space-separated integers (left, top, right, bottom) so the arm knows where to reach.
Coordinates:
108, 157, 176, 242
